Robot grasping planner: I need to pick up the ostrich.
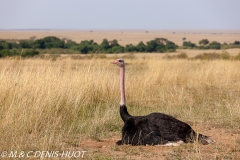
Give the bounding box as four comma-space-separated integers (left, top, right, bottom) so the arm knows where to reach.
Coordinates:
111, 59, 215, 146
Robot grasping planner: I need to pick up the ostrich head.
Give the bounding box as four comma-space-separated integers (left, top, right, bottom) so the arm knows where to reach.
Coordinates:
111, 59, 125, 67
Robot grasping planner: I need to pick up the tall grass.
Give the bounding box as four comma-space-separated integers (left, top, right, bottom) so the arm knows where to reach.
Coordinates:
0, 57, 240, 156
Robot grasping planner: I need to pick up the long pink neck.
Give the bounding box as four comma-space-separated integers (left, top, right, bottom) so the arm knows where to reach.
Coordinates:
120, 66, 126, 105
119, 64, 131, 122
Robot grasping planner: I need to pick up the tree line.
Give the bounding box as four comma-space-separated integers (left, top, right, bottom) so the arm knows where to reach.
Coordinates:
182, 39, 240, 49
0, 36, 240, 57
0, 37, 178, 57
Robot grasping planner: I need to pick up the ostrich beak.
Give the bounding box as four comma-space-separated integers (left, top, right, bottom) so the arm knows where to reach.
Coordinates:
111, 60, 118, 64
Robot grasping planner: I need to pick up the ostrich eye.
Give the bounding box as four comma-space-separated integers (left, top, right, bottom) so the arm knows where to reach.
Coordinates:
118, 60, 123, 62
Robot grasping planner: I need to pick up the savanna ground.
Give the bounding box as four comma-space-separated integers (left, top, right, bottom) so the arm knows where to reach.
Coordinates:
0, 56, 240, 160
0, 30, 240, 159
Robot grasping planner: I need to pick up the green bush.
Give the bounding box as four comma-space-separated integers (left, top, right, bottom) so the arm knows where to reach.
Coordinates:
0, 41, 12, 49
42, 36, 64, 48
32, 39, 45, 49
21, 49, 39, 57
19, 40, 32, 48
111, 46, 124, 53
0, 50, 11, 57
233, 41, 240, 45
145, 38, 177, 52
199, 39, 209, 45
124, 44, 136, 52
182, 41, 197, 48
135, 41, 146, 52
208, 41, 221, 49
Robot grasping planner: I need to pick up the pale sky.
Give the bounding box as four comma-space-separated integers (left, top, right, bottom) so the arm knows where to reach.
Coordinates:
1, 0, 240, 30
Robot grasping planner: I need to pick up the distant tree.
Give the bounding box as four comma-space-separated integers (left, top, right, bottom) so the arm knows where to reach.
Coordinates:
75, 40, 94, 54
100, 39, 110, 52
144, 38, 177, 52
10, 41, 19, 48
165, 41, 178, 52
199, 39, 209, 45
233, 41, 240, 45
156, 44, 166, 52
79, 40, 94, 46
208, 41, 221, 49
135, 41, 146, 52
109, 39, 119, 47
112, 46, 124, 53
0, 50, 10, 57
19, 40, 32, 48
146, 39, 159, 52
21, 49, 39, 57
0, 49, 19, 57
91, 43, 100, 53
78, 45, 91, 54
65, 40, 77, 49
183, 41, 196, 48
32, 39, 45, 49
42, 36, 64, 48
0, 41, 12, 49
125, 44, 135, 52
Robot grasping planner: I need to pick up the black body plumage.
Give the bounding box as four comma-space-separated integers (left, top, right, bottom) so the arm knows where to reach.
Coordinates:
117, 105, 212, 145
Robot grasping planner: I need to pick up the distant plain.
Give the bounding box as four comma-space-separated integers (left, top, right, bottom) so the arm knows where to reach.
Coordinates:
1, 29, 240, 46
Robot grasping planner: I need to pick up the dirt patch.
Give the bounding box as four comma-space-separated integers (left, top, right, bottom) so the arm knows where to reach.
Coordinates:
74, 126, 240, 159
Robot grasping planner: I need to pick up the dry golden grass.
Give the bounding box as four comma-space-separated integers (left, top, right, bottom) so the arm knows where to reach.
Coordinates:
0, 56, 240, 159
